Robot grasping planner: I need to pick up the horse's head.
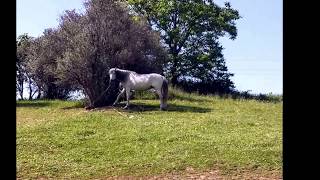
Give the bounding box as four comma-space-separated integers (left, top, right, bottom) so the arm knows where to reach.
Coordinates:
109, 68, 129, 83
109, 68, 117, 81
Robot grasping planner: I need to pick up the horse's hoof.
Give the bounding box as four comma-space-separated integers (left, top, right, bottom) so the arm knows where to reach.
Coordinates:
85, 106, 94, 110
123, 106, 129, 109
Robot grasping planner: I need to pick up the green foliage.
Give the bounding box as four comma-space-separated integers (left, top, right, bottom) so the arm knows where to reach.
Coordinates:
17, 96, 282, 179
55, 0, 166, 107
20, 30, 73, 100
19, 0, 166, 106
127, 0, 240, 91
16, 34, 30, 99
16, 34, 40, 100
133, 86, 282, 103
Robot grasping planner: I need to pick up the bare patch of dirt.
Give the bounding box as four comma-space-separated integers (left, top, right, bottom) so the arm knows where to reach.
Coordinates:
19, 168, 281, 180
98, 167, 282, 180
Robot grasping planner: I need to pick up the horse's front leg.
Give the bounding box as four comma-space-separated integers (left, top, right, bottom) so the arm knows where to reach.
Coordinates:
123, 88, 131, 109
113, 88, 125, 106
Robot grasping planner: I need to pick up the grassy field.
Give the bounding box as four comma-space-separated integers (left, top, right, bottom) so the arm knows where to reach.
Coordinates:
16, 90, 282, 179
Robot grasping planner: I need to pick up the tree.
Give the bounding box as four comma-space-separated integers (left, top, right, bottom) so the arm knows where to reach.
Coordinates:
56, 0, 166, 108
127, 0, 240, 92
26, 28, 73, 99
179, 38, 235, 94
16, 34, 38, 100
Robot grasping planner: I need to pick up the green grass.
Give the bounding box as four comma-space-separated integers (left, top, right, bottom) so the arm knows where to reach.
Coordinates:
16, 91, 282, 179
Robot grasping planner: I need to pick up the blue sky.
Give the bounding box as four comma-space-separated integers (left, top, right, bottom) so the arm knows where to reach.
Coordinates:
17, 0, 282, 94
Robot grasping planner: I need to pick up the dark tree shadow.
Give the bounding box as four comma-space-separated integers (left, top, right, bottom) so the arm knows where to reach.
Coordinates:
16, 101, 51, 108
61, 103, 85, 110
114, 102, 211, 113
132, 91, 213, 103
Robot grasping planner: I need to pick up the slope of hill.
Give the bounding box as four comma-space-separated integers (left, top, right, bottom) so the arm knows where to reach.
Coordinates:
17, 91, 282, 179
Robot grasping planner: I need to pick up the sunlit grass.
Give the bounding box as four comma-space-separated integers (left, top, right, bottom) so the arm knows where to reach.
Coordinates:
16, 92, 282, 179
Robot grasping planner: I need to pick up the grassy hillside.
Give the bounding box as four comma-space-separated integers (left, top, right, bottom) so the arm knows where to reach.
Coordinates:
16, 90, 282, 179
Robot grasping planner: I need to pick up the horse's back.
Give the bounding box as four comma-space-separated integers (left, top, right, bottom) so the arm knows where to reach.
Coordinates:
149, 73, 165, 79
129, 73, 165, 90
149, 73, 166, 89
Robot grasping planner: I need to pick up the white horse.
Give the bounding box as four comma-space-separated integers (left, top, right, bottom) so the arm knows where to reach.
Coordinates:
109, 68, 168, 110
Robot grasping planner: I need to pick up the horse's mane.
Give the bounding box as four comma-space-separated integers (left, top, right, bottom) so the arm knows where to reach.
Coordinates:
114, 68, 133, 82
117, 69, 136, 74
116, 69, 139, 75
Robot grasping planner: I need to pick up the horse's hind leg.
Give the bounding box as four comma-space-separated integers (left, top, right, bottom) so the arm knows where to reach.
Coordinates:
155, 89, 166, 110
123, 88, 131, 109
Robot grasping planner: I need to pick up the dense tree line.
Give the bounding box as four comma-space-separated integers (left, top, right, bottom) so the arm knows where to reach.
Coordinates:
127, 0, 240, 93
16, 0, 240, 107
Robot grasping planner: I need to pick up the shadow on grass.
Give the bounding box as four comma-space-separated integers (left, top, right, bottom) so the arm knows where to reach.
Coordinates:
132, 90, 213, 103
61, 103, 85, 110
114, 102, 211, 113
133, 93, 212, 103
169, 94, 213, 103
16, 101, 51, 108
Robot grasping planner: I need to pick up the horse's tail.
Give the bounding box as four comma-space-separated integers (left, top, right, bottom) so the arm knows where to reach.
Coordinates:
161, 77, 168, 104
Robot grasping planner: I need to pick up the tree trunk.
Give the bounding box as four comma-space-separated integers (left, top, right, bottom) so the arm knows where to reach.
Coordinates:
170, 54, 179, 87
86, 80, 120, 109
19, 82, 24, 100
171, 74, 179, 87
28, 78, 33, 100
36, 89, 41, 99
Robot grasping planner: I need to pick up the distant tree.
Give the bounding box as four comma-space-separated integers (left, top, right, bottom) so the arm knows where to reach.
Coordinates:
127, 0, 240, 93
179, 40, 235, 93
16, 34, 38, 100
16, 35, 27, 100
26, 28, 73, 99
56, 0, 166, 107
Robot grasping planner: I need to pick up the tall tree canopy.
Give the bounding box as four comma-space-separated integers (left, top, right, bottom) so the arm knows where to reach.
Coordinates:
17, 0, 240, 104
18, 0, 165, 106
55, 0, 165, 107
127, 0, 240, 92
26, 28, 73, 99
16, 34, 32, 100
